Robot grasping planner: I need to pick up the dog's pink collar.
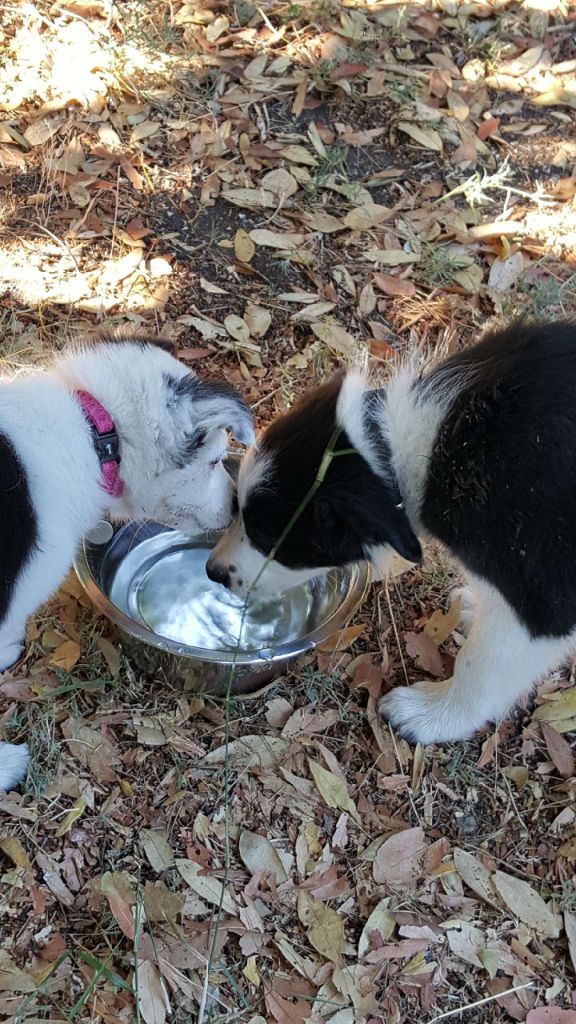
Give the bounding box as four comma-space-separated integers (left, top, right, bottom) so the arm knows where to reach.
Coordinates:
76, 390, 124, 498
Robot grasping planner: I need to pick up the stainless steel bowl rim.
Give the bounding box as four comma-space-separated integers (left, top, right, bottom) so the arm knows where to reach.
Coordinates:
74, 539, 370, 666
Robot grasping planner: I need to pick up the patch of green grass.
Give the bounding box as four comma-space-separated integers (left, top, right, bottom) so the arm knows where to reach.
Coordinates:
502, 273, 576, 320
279, 3, 304, 23
417, 247, 471, 288
22, 701, 61, 798
442, 744, 485, 789
303, 145, 349, 206
386, 77, 421, 105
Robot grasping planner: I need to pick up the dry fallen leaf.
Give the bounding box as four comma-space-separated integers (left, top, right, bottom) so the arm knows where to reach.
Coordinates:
298, 893, 344, 963
101, 871, 135, 940
344, 204, 392, 231
502, 44, 545, 76
243, 955, 261, 988
143, 881, 184, 924
317, 622, 365, 652
453, 848, 498, 906
310, 320, 356, 356
532, 86, 576, 110
61, 718, 120, 783
303, 211, 345, 233
493, 870, 560, 938
398, 122, 443, 152
203, 735, 287, 769
488, 252, 524, 293
0, 953, 36, 993
404, 631, 445, 677
250, 228, 305, 249
373, 272, 416, 298
308, 758, 359, 821
50, 638, 81, 671
223, 187, 275, 209
280, 144, 318, 166
140, 830, 175, 873
24, 117, 61, 147
131, 120, 160, 142
261, 167, 299, 197
373, 827, 426, 888
135, 959, 169, 1024
244, 304, 272, 338
453, 264, 483, 293
541, 721, 575, 778
339, 126, 385, 146
225, 314, 251, 344
0, 836, 33, 871
176, 859, 236, 915
358, 898, 395, 957
291, 301, 336, 322
281, 706, 340, 739
234, 229, 255, 263
367, 249, 420, 266
239, 830, 288, 884
526, 1010, 576, 1024
424, 599, 461, 646
446, 922, 486, 968
533, 688, 576, 732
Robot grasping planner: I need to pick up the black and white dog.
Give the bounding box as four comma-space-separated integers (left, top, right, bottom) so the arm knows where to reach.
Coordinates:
0, 337, 253, 790
207, 320, 576, 745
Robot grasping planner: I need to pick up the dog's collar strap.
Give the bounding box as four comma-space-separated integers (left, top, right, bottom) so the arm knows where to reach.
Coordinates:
76, 390, 124, 498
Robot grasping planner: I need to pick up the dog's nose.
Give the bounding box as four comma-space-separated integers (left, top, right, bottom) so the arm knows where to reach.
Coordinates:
206, 558, 231, 589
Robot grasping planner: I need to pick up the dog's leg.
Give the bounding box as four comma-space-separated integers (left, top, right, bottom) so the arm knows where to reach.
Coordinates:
0, 610, 29, 671
379, 585, 572, 744
0, 741, 29, 790
0, 636, 24, 672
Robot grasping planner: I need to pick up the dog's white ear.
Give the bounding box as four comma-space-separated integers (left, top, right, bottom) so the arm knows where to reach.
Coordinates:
167, 374, 255, 445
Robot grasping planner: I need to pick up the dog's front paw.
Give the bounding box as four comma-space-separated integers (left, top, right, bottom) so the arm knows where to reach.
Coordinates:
379, 680, 478, 744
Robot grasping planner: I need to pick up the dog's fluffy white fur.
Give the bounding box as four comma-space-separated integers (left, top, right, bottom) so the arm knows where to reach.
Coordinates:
0, 338, 253, 790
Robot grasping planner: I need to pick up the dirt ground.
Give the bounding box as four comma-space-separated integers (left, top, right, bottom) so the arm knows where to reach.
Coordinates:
1, 1, 576, 1022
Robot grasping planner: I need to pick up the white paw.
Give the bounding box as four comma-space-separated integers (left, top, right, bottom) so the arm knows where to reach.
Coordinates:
451, 586, 477, 637
0, 742, 30, 791
379, 680, 479, 744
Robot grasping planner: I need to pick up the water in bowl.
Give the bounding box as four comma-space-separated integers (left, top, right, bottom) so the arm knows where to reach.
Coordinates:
108, 530, 315, 654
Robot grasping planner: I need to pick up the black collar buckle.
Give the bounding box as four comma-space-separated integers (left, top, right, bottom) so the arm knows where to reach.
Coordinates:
92, 428, 120, 464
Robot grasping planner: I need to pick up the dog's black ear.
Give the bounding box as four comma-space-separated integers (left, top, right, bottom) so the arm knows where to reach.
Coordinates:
168, 374, 255, 446
316, 484, 422, 565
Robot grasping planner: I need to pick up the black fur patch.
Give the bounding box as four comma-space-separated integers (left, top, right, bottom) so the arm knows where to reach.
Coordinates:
164, 373, 252, 466
421, 319, 576, 638
0, 433, 37, 623
173, 429, 207, 468
242, 377, 421, 568
165, 372, 249, 410
132, 337, 175, 354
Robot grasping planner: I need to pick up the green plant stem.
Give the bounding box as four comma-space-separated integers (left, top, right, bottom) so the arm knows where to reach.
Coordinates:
197, 425, 356, 1024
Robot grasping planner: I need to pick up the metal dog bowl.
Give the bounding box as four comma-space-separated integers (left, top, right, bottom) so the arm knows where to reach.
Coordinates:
74, 469, 369, 696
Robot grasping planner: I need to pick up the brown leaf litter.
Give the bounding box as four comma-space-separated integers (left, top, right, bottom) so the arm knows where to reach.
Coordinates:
1, 0, 576, 1021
